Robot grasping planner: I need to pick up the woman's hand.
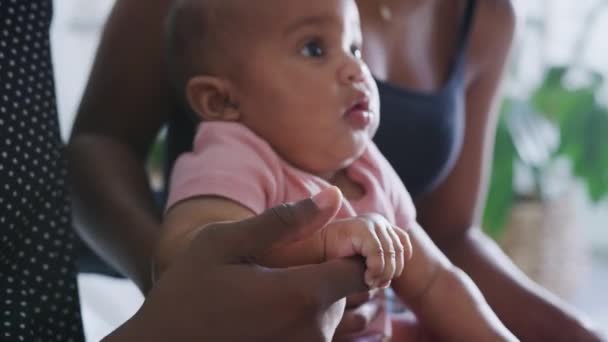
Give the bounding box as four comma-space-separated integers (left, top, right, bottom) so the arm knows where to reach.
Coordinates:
334, 291, 383, 338
104, 189, 368, 342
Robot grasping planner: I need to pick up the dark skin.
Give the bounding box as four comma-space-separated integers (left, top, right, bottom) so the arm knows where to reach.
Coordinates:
69, 0, 602, 340
104, 190, 370, 341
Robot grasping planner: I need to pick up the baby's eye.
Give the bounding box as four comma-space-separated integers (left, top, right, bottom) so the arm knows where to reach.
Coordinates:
301, 39, 325, 58
351, 45, 362, 59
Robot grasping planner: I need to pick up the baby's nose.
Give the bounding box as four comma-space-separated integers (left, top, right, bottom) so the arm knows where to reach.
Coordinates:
338, 56, 366, 85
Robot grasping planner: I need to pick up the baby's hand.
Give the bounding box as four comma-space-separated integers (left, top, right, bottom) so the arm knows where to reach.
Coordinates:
323, 213, 412, 289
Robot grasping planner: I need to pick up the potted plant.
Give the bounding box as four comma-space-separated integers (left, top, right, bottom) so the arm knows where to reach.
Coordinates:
483, 65, 608, 298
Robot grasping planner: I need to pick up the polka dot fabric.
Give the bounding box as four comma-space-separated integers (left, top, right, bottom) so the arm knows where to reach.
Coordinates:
1, 1, 84, 341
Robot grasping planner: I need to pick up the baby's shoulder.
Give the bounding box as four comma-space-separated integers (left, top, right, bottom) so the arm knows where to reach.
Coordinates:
193, 122, 282, 167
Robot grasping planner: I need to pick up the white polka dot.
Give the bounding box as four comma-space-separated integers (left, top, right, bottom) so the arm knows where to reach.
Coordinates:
1, 2, 82, 339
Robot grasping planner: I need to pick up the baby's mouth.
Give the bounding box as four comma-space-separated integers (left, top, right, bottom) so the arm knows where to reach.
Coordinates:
344, 96, 372, 129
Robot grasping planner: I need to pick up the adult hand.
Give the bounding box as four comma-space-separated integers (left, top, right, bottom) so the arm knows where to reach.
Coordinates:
104, 187, 368, 341
334, 291, 382, 338
335, 293, 430, 342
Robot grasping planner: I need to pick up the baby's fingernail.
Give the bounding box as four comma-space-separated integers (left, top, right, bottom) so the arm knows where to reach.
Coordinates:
311, 187, 340, 209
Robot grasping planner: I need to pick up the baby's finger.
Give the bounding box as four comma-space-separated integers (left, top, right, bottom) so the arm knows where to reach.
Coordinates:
386, 226, 405, 278
373, 221, 396, 288
356, 219, 385, 288
392, 226, 413, 262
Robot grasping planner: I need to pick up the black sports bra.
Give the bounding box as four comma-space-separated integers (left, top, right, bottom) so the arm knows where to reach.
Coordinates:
372, 0, 476, 197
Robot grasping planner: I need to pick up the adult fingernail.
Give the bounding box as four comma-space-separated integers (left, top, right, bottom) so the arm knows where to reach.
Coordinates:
311, 186, 340, 210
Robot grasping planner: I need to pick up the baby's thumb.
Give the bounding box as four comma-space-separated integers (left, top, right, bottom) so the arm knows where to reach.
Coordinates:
217, 186, 343, 261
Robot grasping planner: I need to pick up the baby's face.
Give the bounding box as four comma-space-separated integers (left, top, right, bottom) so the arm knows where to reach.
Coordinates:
232, 0, 379, 178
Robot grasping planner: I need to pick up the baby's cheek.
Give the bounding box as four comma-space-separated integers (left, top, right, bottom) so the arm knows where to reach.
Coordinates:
400, 191, 417, 224
367, 117, 380, 139
367, 99, 381, 138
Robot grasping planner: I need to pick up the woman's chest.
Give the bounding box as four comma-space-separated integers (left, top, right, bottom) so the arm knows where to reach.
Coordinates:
359, 3, 465, 93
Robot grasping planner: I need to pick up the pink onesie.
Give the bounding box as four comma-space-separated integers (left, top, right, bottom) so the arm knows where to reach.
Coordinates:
167, 121, 416, 341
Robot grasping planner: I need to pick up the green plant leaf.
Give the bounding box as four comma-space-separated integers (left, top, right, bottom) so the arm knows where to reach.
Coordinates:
531, 66, 608, 203
483, 103, 516, 239
573, 107, 608, 202
532, 66, 597, 124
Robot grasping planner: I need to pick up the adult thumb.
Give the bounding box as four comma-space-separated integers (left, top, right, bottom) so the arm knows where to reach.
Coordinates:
210, 186, 343, 262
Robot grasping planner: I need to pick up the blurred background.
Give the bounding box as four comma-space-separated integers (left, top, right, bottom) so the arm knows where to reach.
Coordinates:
50, 0, 608, 340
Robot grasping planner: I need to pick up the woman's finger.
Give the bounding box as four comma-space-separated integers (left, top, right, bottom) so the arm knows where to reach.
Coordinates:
201, 187, 342, 262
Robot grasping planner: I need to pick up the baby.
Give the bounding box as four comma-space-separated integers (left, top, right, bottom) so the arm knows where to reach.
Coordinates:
156, 0, 516, 341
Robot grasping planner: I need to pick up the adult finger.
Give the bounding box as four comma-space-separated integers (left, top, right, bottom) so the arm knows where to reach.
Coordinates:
334, 300, 382, 338
286, 257, 368, 308
200, 186, 343, 262
344, 290, 379, 309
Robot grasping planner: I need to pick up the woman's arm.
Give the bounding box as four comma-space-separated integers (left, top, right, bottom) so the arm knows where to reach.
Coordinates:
68, 0, 175, 293
105, 193, 369, 342
416, 0, 601, 340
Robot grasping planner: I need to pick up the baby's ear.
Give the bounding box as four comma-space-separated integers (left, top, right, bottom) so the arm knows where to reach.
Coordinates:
185, 76, 240, 122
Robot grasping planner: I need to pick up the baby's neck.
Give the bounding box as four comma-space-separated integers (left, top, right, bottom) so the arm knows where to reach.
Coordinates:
330, 169, 365, 201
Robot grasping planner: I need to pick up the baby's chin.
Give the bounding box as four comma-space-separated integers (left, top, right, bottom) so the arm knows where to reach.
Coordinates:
302, 143, 369, 179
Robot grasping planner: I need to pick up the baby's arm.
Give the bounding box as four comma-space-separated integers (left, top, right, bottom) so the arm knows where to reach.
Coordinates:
391, 222, 517, 341
155, 196, 254, 276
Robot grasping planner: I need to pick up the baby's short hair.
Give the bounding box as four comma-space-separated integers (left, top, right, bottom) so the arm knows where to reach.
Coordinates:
165, 0, 240, 99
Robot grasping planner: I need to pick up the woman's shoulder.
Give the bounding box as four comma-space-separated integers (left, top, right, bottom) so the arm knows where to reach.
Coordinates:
467, 0, 516, 75
476, 0, 516, 27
